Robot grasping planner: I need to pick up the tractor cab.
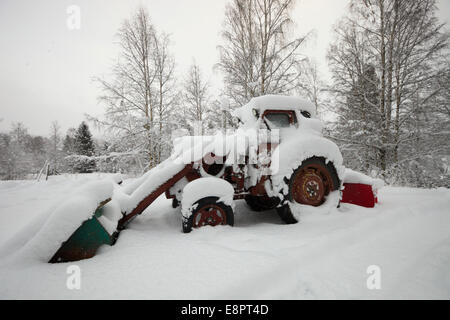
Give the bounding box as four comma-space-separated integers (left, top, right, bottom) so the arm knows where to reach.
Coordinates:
234, 95, 316, 131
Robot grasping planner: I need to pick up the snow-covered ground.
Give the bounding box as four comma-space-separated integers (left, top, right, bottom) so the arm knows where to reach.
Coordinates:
0, 174, 449, 299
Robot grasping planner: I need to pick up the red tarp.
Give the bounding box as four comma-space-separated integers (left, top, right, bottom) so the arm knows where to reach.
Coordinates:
341, 183, 377, 208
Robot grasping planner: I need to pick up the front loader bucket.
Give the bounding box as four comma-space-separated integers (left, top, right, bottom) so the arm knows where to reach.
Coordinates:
341, 183, 377, 208
48, 162, 192, 263
49, 199, 118, 263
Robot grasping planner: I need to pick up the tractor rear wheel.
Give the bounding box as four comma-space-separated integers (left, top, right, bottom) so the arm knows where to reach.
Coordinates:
277, 157, 340, 224
182, 196, 234, 233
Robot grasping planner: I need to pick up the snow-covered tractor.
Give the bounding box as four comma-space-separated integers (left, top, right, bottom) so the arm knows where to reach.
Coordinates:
49, 95, 381, 263
167, 95, 343, 232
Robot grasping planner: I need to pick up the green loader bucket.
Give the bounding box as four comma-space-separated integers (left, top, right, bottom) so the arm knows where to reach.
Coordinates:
49, 199, 118, 263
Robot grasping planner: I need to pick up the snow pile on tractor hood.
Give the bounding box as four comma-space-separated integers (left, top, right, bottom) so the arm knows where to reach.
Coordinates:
170, 95, 322, 169
234, 95, 316, 127
181, 177, 235, 218
171, 130, 259, 166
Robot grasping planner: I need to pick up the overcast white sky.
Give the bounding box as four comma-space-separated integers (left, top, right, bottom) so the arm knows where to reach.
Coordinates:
0, 0, 449, 136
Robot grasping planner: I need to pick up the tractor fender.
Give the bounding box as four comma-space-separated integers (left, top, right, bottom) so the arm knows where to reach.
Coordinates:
180, 177, 235, 219
268, 134, 345, 198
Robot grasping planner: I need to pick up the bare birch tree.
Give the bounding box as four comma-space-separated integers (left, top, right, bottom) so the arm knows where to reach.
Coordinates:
217, 0, 309, 108
296, 58, 324, 114
182, 62, 211, 134
48, 121, 62, 173
93, 7, 177, 170
152, 32, 177, 163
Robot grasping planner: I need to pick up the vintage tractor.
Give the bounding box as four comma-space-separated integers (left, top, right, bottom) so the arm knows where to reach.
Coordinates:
49, 95, 380, 263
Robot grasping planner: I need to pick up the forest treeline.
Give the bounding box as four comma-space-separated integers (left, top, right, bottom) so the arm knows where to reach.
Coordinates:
1, 0, 448, 187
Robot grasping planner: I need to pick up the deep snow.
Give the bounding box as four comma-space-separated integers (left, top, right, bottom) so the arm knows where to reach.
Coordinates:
0, 174, 449, 299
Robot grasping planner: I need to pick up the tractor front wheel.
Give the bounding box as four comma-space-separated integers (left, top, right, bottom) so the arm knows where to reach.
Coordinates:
182, 197, 234, 233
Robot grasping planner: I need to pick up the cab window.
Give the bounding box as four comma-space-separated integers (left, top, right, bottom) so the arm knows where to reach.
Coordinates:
262, 111, 296, 128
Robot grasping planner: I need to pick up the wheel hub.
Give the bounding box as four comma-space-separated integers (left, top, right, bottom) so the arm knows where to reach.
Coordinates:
193, 205, 226, 228
292, 165, 329, 206
305, 178, 320, 197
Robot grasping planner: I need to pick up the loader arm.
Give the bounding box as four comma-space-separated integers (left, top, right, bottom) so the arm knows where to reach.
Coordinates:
118, 163, 194, 228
